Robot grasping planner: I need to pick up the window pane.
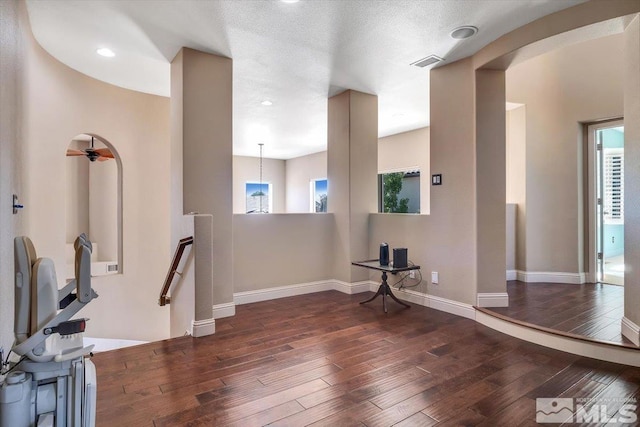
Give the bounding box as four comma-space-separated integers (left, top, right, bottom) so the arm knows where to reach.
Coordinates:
246, 183, 270, 213
313, 179, 327, 213
378, 171, 420, 214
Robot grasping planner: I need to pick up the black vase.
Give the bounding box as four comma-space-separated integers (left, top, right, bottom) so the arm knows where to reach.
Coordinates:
380, 243, 389, 266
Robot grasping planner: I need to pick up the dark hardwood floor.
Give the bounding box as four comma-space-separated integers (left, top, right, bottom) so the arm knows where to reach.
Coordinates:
483, 281, 635, 347
93, 291, 640, 426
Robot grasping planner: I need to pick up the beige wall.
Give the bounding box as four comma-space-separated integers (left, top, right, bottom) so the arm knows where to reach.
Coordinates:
4, 0, 639, 349
506, 204, 516, 271
233, 214, 335, 292
378, 127, 431, 215
473, 0, 639, 70
285, 151, 327, 213
65, 138, 119, 262
328, 90, 378, 283
370, 58, 479, 305
20, 6, 171, 341
624, 16, 640, 327
369, 59, 480, 305
475, 69, 506, 294
65, 141, 89, 242
233, 155, 286, 214
286, 130, 430, 215
175, 48, 233, 311
506, 106, 527, 270
88, 152, 118, 262
0, 0, 24, 353
506, 33, 625, 274
169, 215, 195, 338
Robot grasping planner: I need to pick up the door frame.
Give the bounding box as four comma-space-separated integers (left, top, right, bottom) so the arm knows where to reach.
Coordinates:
585, 118, 624, 283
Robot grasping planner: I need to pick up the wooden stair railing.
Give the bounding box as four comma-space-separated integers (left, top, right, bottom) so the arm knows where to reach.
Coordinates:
159, 236, 194, 306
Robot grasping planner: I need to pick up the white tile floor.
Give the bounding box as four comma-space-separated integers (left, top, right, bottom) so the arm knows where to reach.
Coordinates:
604, 254, 624, 286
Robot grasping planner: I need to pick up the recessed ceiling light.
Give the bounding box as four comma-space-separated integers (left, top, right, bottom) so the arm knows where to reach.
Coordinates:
281, 0, 300, 3
96, 48, 115, 57
261, 100, 273, 106
450, 26, 478, 40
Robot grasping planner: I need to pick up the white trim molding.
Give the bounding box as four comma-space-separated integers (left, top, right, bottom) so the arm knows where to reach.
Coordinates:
390, 287, 476, 320
476, 293, 509, 308
235, 280, 334, 305
191, 318, 215, 338
425, 294, 476, 319
232, 279, 474, 320
235, 279, 374, 306
476, 311, 640, 367
212, 302, 236, 319
515, 270, 586, 284
621, 317, 640, 347
506, 270, 517, 281
331, 280, 375, 295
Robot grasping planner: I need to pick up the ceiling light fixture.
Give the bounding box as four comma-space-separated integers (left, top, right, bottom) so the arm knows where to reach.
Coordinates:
281, 0, 300, 3
96, 47, 115, 57
261, 100, 273, 106
450, 26, 478, 40
258, 143, 265, 214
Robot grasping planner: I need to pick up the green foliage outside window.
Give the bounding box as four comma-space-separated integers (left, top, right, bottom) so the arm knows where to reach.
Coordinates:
383, 172, 409, 213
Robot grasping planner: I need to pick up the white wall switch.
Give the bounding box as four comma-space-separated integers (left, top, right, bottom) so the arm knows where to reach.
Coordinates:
431, 271, 439, 284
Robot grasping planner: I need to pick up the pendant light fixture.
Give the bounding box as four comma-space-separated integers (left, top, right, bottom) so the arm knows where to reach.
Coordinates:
259, 143, 264, 214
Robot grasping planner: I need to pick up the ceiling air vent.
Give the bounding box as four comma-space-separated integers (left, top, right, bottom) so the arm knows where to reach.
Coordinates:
410, 55, 444, 68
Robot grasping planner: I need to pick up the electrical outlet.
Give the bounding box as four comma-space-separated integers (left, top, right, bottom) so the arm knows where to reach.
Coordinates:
409, 270, 416, 279
431, 271, 439, 284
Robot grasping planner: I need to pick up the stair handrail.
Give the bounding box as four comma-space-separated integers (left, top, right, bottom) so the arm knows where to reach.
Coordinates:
159, 236, 194, 306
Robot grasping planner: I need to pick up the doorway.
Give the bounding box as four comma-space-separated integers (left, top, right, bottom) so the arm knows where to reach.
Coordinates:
588, 120, 624, 285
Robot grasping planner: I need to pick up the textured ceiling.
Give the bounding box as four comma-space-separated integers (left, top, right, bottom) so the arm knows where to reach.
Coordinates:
26, 0, 586, 159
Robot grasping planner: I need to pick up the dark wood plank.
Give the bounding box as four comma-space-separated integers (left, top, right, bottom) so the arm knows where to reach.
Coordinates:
394, 411, 438, 427
89, 290, 640, 427
485, 281, 636, 346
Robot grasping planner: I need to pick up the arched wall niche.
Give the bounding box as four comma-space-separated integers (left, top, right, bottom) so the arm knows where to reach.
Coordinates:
65, 133, 123, 278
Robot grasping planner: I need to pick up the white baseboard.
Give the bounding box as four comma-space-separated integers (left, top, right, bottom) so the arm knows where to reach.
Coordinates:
621, 317, 640, 347
506, 270, 517, 281
233, 279, 474, 320
476, 292, 509, 308
331, 279, 376, 294
387, 287, 475, 320
425, 293, 476, 319
191, 318, 215, 337
212, 302, 236, 319
515, 270, 586, 284
234, 280, 334, 305
392, 287, 429, 306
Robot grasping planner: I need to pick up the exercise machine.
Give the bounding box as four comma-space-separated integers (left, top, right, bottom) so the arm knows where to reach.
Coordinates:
0, 234, 98, 426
